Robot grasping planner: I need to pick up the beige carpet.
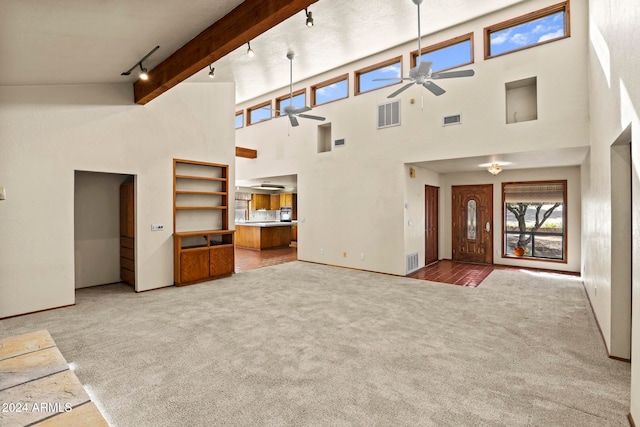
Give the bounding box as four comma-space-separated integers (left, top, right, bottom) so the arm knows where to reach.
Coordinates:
0, 261, 630, 426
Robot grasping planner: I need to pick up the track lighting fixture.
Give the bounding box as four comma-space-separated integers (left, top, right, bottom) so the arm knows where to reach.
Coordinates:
138, 63, 148, 80
247, 42, 255, 57
121, 45, 160, 81
305, 8, 314, 27
208, 65, 215, 79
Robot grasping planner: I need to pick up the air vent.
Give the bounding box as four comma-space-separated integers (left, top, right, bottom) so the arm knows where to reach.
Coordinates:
334, 138, 346, 148
443, 114, 461, 126
377, 100, 400, 129
406, 252, 419, 274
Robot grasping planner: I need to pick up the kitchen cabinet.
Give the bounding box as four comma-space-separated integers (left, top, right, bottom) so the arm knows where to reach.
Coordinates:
270, 194, 281, 210
236, 223, 292, 250
292, 224, 297, 241
251, 194, 270, 210
280, 193, 297, 219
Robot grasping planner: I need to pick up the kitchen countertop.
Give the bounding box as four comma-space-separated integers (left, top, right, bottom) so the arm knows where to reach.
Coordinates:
235, 221, 297, 227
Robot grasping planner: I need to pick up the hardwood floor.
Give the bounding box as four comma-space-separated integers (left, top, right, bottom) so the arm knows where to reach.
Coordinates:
234, 249, 579, 288
407, 260, 579, 287
235, 246, 298, 272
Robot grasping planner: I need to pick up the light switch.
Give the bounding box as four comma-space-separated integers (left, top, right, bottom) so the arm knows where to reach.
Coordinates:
151, 224, 164, 231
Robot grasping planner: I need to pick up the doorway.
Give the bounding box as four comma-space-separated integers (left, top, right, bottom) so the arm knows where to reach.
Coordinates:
452, 184, 493, 264
425, 185, 439, 266
74, 171, 135, 290
609, 128, 632, 360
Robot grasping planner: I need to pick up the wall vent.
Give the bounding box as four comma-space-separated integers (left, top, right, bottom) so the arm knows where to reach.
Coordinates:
406, 252, 419, 274
443, 114, 461, 126
334, 138, 346, 148
377, 100, 401, 129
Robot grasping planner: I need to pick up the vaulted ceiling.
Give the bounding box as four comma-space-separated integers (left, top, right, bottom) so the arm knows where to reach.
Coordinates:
0, 0, 529, 104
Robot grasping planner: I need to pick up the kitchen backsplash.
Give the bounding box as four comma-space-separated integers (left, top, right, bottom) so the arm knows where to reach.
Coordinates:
248, 209, 279, 222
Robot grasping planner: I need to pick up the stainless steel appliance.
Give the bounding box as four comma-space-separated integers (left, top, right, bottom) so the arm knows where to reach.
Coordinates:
280, 207, 292, 222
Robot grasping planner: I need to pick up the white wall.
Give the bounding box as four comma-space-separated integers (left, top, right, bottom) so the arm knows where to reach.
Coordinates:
586, 0, 640, 414
439, 166, 581, 272
0, 82, 235, 318
74, 171, 130, 289
236, 0, 589, 276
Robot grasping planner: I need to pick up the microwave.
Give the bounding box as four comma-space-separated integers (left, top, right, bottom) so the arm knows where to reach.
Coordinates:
280, 207, 292, 222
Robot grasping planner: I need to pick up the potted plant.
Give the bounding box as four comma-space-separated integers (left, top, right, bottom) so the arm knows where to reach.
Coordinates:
514, 246, 525, 256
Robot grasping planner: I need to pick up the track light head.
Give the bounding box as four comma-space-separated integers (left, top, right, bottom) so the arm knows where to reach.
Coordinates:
305, 8, 314, 27
247, 42, 255, 57
138, 63, 149, 80
208, 65, 215, 78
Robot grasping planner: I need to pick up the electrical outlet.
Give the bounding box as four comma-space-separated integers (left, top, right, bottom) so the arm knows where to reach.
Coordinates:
360, 253, 365, 260
343, 252, 347, 258
151, 224, 164, 231
320, 248, 324, 255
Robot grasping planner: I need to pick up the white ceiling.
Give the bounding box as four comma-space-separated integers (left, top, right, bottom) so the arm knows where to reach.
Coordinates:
0, 0, 528, 103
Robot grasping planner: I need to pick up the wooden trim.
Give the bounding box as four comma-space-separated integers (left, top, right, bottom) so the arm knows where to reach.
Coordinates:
310, 73, 349, 107
275, 88, 306, 114
354, 56, 403, 95
236, 146, 257, 159
501, 180, 568, 263
410, 32, 474, 72
484, 1, 570, 60
235, 110, 244, 129
629, 413, 636, 427
133, 0, 319, 104
247, 100, 272, 126
0, 304, 75, 320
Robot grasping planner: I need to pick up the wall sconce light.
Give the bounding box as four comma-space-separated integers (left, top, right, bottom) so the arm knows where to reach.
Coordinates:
121, 45, 160, 81
487, 163, 502, 175
247, 42, 255, 57
208, 65, 215, 78
305, 8, 314, 27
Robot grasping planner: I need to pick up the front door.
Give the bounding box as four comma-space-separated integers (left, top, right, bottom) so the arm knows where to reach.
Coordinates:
425, 185, 439, 266
452, 184, 493, 264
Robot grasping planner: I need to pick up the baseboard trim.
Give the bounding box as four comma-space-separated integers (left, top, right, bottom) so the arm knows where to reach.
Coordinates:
298, 260, 405, 278
629, 412, 635, 427
0, 304, 75, 321
580, 281, 631, 363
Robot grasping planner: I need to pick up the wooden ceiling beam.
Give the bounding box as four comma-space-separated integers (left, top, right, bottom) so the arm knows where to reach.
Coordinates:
133, 0, 319, 105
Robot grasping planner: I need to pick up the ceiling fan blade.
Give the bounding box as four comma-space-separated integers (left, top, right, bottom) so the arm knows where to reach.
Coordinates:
431, 69, 475, 79
417, 61, 433, 75
293, 106, 311, 114
388, 82, 415, 98
297, 114, 325, 121
423, 81, 445, 96
289, 114, 299, 127
372, 77, 412, 82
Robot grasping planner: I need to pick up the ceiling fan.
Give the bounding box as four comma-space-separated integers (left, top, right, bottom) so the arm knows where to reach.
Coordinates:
276, 51, 325, 127
375, 0, 475, 98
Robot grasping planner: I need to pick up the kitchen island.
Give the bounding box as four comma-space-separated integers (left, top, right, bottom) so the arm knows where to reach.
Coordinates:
235, 221, 295, 250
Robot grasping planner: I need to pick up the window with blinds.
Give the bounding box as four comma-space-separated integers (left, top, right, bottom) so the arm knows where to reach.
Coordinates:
502, 180, 567, 261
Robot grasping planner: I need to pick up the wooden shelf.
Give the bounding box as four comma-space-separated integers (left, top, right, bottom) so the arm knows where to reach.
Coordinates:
175, 190, 227, 196
173, 159, 234, 286
175, 206, 228, 210
175, 174, 226, 182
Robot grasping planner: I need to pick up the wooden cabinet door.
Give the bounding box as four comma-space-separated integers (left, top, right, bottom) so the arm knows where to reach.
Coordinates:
270, 194, 281, 210
180, 250, 210, 283
210, 246, 234, 276
251, 194, 270, 210
425, 185, 439, 266
120, 182, 134, 238
452, 184, 493, 264
292, 225, 297, 241
280, 193, 292, 207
